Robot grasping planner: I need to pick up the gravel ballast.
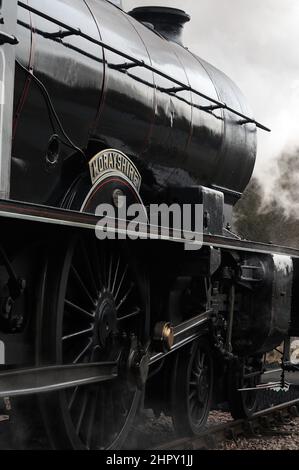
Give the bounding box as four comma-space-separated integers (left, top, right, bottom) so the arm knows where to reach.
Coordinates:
129, 410, 299, 450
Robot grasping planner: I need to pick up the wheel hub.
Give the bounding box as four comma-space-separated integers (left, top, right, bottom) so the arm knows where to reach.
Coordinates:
94, 291, 117, 348
127, 344, 150, 390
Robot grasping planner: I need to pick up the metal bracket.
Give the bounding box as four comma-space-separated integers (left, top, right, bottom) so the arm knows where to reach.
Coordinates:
0, 31, 18, 45
42, 28, 81, 40
200, 104, 226, 112
238, 118, 255, 126
109, 61, 140, 71
161, 85, 190, 93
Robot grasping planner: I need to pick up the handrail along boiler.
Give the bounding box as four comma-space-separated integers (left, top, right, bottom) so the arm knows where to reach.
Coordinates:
0, 0, 297, 450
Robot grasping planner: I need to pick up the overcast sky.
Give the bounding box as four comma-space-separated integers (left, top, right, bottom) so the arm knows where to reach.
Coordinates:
123, 0, 299, 187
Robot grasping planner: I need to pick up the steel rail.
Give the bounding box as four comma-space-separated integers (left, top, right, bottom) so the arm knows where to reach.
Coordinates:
154, 397, 299, 450
0, 362, 118, 397
17, 1, 270, 132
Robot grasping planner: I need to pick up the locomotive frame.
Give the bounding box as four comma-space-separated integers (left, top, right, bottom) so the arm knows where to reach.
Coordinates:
0, 0, 298, 450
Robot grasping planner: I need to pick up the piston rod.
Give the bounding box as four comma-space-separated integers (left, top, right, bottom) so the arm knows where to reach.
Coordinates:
150, 310, 212, 365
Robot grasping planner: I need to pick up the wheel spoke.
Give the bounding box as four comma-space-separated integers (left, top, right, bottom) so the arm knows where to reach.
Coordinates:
70, 265, 95, 306
68, 386, 79, 410
189, 398, 196, 416
108, 386, 116, 434
90, 239, 104, 288
79, 240, 98, 295
100, 246, 108, 288
117, 308, 141, 322
76, 388, 89, 435
98, 386, 106, 448
111, 257, 120, 295
194, 353, 202, 371
86, 386, 99, 449
116, 283, 134, 310
63, 326, 93, 341
108, 255, 113, 292
114, 264, 128, 301
65, 299, 95, 321
73, 339, 93, 364
199, 352, 205, 368
194, 403, 203, 420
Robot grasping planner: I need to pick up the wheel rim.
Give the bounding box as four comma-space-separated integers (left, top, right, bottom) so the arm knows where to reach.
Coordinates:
241, 377, 258, 414
39, 236, 148, 449
187, 342, 213, 432
228, 362, 259, 419
172, 339, 213, 436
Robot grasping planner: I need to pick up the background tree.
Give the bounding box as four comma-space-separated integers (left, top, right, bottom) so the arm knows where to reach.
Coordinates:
233, 149, 299, 248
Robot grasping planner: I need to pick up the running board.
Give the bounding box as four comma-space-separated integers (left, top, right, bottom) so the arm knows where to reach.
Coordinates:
238, 382, 291, 393
0, 362, 118, 397
239, 366, 299, 392
0, 199, 298, 259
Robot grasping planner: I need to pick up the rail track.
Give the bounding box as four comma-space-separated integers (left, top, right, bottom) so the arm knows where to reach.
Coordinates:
0, 391, 298, 450
153, 398, 299, 450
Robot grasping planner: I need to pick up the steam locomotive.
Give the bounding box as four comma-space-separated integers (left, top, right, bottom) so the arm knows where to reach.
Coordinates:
0, 0, 298, 449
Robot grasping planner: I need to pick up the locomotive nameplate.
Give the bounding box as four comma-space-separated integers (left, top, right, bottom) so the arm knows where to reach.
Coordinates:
89, 149, 141, 191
